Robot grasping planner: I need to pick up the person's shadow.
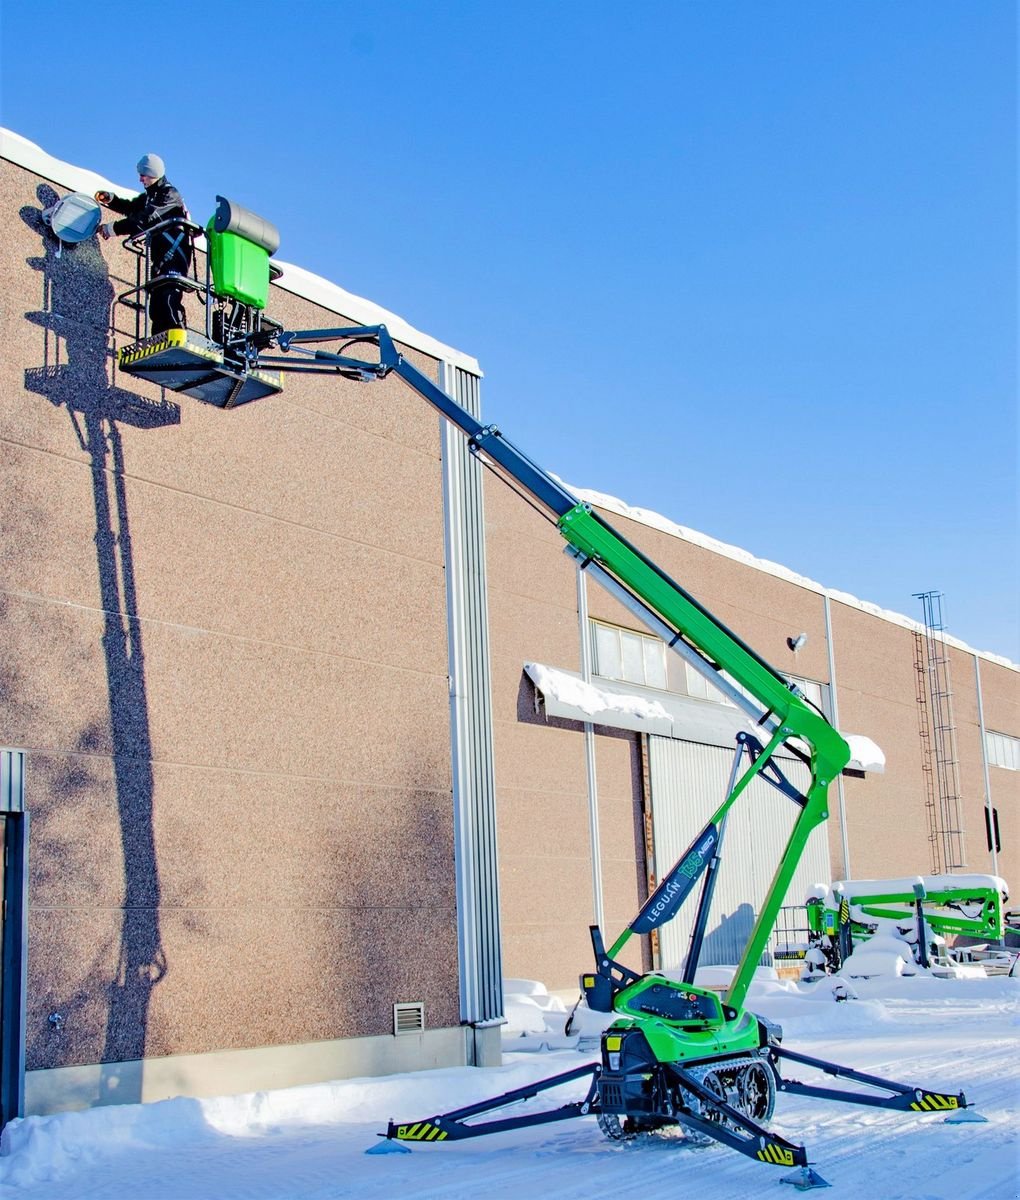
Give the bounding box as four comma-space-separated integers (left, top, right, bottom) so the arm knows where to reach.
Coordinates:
22, 185, 180, 1102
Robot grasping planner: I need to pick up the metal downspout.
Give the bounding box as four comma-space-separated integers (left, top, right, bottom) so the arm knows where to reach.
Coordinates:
438, 363, 503, 1036
575, 566, 605, 930
823, 594, 851, 879
973, 655, 998, 876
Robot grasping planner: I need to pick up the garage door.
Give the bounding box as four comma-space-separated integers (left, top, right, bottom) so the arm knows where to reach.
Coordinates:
647, 735, 831, 971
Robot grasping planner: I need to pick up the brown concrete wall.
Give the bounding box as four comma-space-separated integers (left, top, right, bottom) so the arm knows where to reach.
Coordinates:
483, 481, 650, 990
831, 602, 1019, 887
830, 603, 935, 879
978, 657, 1019, 892
1, 158, 460, 1082
947, 647, 1018, 888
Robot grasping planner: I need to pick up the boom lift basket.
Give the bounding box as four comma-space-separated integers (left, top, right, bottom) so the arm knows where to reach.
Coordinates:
118, 329, 284, 409
115, 200, 283, 408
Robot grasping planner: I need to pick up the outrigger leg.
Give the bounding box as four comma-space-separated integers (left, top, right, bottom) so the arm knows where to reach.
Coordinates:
374, 1062, 601, 1147
374, 1055, 826, 1180
769, 1045, 971, 1116
661, 1061, 810, 1171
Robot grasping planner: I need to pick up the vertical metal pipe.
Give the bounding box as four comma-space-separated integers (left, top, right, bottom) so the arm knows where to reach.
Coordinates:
576, 566, 605, 930
0, 749, 28, 1125
439, 363, 503, 1028
973, 655, 998, 876
823, 594, 850, 878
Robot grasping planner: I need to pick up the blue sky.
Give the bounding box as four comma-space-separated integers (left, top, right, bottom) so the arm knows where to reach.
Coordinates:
2, 1, 1016, 658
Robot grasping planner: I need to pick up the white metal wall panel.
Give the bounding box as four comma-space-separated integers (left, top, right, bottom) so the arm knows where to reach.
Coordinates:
439, 364, 504, 1024
648, 736, 831, 971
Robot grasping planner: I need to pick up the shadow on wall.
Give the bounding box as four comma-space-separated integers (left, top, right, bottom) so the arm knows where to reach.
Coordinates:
516, 672, 654, 974
21, 186, 179, 1101
699, 902, 758, 968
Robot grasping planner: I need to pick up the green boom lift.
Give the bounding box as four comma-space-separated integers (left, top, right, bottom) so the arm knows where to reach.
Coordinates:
806, 874, 1010, 973
114, 216, 981, 1188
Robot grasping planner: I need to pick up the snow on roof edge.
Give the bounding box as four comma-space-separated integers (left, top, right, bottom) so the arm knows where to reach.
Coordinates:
559, 479, 1018, 673
0, 128, 481, 376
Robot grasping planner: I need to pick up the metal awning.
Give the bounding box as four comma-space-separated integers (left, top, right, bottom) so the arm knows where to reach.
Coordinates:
524, 663, 887, 773
844, 734, 886, 774
524, 662, 674, 736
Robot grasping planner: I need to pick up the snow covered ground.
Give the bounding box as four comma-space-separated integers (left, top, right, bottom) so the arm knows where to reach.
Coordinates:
1, 974, 1016, 1200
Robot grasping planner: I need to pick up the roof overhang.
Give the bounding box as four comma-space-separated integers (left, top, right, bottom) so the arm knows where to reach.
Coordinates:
524, 662, 675, 736
844, 734, 886, 774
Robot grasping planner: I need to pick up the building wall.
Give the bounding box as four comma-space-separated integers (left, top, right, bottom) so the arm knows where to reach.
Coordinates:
1, 155, 462, 1100
3, 136, 1017, 1114
483, 478, 647, 987
830, 604, 1018, 887
953, 644, 1017, 883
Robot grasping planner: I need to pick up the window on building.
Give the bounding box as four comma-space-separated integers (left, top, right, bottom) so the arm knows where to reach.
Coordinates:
786, 675, 826, 714
684, 661, 732, 705
986, 730, 1020, 771
593, 622, 668, 689
591, 621, 829, 718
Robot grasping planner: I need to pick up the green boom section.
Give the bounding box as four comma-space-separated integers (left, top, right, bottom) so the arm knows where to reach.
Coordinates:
557, 504, 851, 783
557, 502, 851, 1009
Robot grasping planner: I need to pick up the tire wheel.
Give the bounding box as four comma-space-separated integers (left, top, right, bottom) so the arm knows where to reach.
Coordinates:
676, 1070, 729, 1143
736, 1061, 776, 1123
701, 1070, 730, 1126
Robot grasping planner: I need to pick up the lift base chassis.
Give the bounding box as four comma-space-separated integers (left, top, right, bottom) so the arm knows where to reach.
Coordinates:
380, 1034, 969, 1180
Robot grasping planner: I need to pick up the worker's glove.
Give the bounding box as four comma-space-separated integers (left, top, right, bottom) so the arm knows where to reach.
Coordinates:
94, 190, 113, 205
98, 222, 115, 240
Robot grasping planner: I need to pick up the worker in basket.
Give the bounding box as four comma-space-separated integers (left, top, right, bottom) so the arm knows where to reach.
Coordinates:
95, 153, 192, 335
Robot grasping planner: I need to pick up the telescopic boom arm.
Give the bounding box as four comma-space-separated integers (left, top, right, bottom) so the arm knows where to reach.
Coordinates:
265, 323, 852, 1007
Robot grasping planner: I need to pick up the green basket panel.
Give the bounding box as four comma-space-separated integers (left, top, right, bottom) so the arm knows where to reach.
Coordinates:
206, 222, 270, 309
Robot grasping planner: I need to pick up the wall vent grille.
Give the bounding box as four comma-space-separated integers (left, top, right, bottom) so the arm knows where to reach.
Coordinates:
393, 1002, 425, 1035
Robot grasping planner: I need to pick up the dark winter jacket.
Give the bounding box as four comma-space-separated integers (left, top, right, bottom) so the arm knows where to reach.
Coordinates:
108, 177, 192, 275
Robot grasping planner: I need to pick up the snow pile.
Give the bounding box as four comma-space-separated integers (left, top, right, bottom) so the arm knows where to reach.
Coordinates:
838, 933, 916, 978
0, 976, 1016, 1200
812, 873, 1009, 911
844, 733, 886, 772
502, 978, 569, 1040
0, 1096, 213, 1188
500, 978, 616, 1048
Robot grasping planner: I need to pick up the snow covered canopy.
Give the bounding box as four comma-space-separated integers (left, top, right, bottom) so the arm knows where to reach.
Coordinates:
844, 734, 886, 773
524, 662, 674, 735
526, 663, 887, 775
